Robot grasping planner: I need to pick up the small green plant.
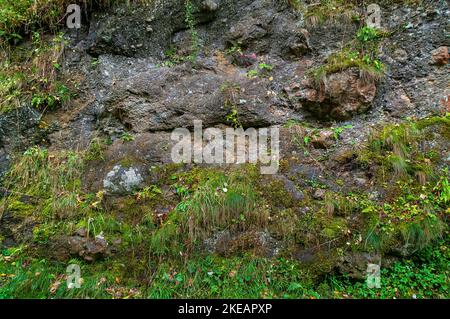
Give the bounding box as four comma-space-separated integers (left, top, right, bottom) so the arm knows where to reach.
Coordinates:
91, 58, 100, 67
303, 135, 311, 146
120, 132, 135, 142
434, 171, 450, 205
356, 26, 380, 42
184, 0, 200, 60
162, 46, 186, 67
225, 44, 242, 55
310, 49, 385, 84
246, 63, 274, 79
221, 81, 242, 128
258, 63, 273, 72
332, 124, 353, 140
226, 106, 241, 128
135, 185, 162, 201
246, 69, 259, 78
85, 138, 106, 161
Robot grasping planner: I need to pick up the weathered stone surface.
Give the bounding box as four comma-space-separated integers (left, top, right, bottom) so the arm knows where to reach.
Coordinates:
86, 0, 216, 58
431, 46, 449, 65
311, 130, 335, 149
337, 253, 381, 280
95, 54, 297, 132
383, 89, 413, 117
203, 230, 281, 257
313, 188, 326, 200
103, 164, 144, 194
0, 106, 44, 158
286, 68, 377, 120
67, 233, 109, 262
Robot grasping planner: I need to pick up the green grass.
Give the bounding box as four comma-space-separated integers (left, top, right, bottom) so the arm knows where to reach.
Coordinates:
0, 117, 449, 299
310, 45, 385, 85
301, 0, 359, 26
1, 243, 448, 299
327, 241, 449, 299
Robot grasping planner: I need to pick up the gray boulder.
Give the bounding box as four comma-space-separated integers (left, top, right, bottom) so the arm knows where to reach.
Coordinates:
103, 164, 144, 194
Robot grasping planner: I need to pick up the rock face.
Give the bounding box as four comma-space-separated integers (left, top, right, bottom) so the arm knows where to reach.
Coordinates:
86, 0, 210, 58
378, 4, 449, 117
286, 68, 377, 120
85, 0, 308, 59
0, 106, 45, 179
96, 55, 296, 132
46, 0, 448, 149
1, 0, 450, 281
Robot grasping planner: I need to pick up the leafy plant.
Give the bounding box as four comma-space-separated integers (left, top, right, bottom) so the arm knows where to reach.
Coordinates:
332, 124, 353, 140
120, 132, 135, 142
356, 26, 381, 42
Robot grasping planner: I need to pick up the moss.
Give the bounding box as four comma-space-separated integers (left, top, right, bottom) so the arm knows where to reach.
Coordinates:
118, 157, 135, 168
322, 218, 347, 239
310, 46, 385, 85
416, 116, 450, 140
268, 208, 299, 241
6, 199, 34, 216
355, 116, 449, 185
257, 177, 295, 209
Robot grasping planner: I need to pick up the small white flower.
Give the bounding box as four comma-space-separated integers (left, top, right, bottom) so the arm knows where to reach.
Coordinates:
222, 187, 228, 193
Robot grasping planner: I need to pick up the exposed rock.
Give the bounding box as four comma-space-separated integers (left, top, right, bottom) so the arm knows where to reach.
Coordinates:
74, 228, 88, 237
0, 106, 47, 178
96, 54, 296, 132
103, 164, 144, 194
354, 177, 368, 187
231, 52, 258, 67
431, 46, 449, 65
86, 0, 216, 58
311, 130, 335, 149
393, 48, 408, 63
379, 4, 449, 117
203, 230, 281, 257
383, 89, 413, 117
337, 252, 381, 280
287, 68, 377, 120
67, 234, 109, 261
0, 210, 36, 249
313, 188, 326, 200
202, 0, 219, 12
225, 3, 310, 58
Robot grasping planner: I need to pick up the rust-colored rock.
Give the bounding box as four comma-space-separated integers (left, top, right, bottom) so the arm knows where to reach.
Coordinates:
431, 46, 449, 65
286, 68, 377, 120
311, 130, 335, 149
67, 234, 109, 262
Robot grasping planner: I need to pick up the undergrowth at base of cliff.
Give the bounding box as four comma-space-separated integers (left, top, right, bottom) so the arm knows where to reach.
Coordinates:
0, 115, 449, 299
